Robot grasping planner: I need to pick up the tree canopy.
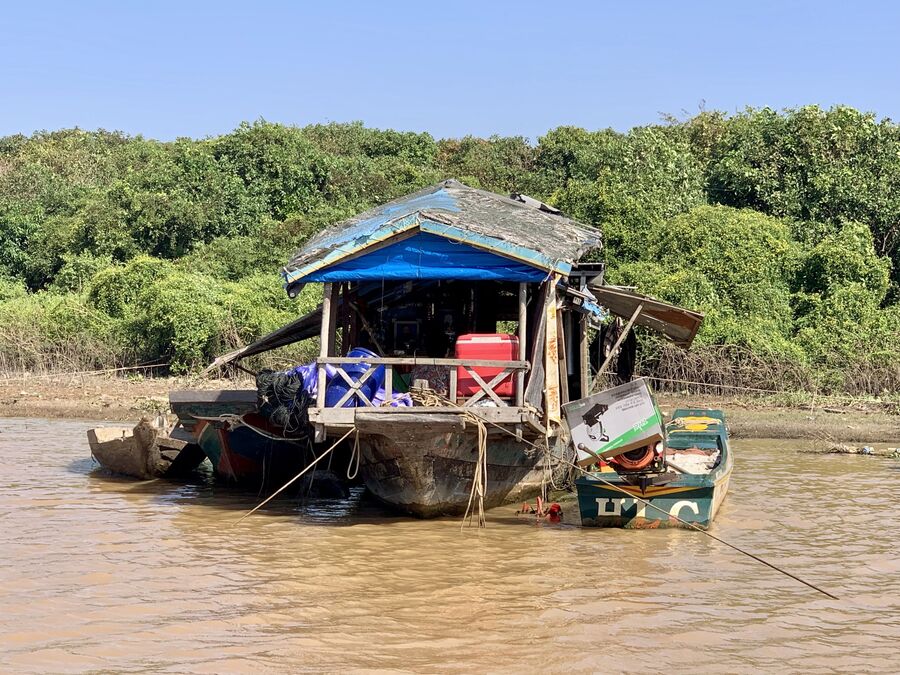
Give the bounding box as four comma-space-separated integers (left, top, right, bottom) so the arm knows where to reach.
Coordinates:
0, 108, 897, 392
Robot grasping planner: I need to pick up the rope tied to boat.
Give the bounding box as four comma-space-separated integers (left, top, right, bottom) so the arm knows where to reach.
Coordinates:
347, 430, 361, 480
409, 393, 839, 599
499, 423, 838, 600
461, 417, 488, 529
233, 427, 356, 526
407, 387, 490, 528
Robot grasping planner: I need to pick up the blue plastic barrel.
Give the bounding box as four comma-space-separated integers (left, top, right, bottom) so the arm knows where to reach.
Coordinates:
324, 347, 385, 407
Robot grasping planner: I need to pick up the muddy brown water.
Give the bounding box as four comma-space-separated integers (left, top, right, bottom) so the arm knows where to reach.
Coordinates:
1, 418, 898, 674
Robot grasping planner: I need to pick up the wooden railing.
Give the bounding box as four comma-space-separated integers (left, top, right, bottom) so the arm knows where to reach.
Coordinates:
315, 357, 530, 408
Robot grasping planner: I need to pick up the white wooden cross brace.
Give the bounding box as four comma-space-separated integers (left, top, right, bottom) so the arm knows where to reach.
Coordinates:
333, 365, 377, 407
463, 367, 513, 407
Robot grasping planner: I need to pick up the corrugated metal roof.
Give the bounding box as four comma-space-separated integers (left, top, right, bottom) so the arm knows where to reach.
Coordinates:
282, 179, 601, 286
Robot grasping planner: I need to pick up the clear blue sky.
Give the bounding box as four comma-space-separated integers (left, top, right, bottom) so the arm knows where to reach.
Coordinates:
3, 0, 898, 141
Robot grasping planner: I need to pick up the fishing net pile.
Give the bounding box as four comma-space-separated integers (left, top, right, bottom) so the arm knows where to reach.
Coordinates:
255, 369, 313, 438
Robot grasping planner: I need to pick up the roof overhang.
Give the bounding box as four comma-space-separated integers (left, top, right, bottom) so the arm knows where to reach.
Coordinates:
281, 214, 571, 287
589, 284, 704, 348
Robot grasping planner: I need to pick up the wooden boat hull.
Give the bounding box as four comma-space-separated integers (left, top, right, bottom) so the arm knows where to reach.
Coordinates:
88, 418, 203, 480
194, 415, 311, 487
575, 408, 732, 529
169, 390, 570, 515
355, 411, 568, 517
169, 390, 310, 487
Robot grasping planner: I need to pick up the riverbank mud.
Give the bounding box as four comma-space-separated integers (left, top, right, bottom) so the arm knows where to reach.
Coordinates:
0, 373, 897, 442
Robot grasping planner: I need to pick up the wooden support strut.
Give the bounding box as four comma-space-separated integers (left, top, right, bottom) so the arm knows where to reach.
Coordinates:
516, 283, 527, 407
590, 302, 644, 393
332, 364, 378, 407
316, 282, 333, 411
462, 367, 515, 407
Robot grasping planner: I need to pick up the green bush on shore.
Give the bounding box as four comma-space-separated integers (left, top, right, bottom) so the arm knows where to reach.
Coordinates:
0, 110, 897, 392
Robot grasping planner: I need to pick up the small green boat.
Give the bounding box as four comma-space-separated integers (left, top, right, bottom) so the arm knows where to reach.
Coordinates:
574, 408, 732, 529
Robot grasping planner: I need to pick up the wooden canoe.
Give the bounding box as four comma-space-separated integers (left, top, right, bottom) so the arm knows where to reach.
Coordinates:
87, 417, 204, 479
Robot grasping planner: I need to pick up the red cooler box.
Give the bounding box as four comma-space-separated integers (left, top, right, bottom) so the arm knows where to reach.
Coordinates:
455, 334, 519, 399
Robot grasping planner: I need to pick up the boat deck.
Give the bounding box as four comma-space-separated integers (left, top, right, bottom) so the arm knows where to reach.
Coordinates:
310, 405, 547, 438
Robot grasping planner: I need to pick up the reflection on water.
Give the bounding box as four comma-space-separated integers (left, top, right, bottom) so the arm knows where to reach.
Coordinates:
1, 417, 898, 673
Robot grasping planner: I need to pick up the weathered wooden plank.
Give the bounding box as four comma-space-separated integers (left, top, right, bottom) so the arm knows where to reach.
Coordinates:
317, 282, 333, 409
557, 304, 569, 405
384, 364, 393, 403
169, 390, 257, 404
355, 411, 466, 432
517, 282, 527, 407
544, 277, 561, 424
317, 357, 529, 368
309, 406, 530, 426
462, 366, 512, 407
449, 367, 458, 403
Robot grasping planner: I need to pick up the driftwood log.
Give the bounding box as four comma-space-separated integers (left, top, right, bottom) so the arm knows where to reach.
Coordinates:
800, 443, 900, 458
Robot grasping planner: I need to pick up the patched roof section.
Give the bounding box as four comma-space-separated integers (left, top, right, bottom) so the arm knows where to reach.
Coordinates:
282, 179, 601, 283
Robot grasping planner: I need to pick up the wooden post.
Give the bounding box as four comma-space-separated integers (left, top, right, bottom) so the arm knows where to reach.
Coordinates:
579, 313, 589, 399
591, 303, 643, 392
327, 283, 340, 356
557, 306, 569, 404
339, 283, 351, 356
317, 282, 333, 410
516, 282, 527, 407
449, 366, 458, 404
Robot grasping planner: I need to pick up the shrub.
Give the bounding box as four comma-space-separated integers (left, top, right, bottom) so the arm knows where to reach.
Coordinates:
87, 255, 174, 318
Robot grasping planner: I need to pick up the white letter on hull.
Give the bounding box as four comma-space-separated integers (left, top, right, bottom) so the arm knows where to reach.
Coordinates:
669, 500, 699, 519
597, 498, 622, 516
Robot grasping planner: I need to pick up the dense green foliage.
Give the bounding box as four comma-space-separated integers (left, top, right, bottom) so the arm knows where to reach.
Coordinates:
0, 108, 897, 392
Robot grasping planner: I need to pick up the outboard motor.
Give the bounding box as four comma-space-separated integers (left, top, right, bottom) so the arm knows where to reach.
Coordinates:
608, 441, 666, 474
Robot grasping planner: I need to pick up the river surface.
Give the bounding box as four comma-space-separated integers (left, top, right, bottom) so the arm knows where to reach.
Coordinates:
1, 418, 898, 673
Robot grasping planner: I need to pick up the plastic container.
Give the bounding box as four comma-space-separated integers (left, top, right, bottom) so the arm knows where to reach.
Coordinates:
324, 347, 385, 407
455, 334, 519, 399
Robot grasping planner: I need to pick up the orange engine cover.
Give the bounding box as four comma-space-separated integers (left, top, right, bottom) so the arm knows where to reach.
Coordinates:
610, 445, 656, 471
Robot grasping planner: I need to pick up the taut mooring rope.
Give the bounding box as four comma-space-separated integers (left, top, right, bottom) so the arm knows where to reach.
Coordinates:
428, 393, 840, 600
233, 427, 355, 525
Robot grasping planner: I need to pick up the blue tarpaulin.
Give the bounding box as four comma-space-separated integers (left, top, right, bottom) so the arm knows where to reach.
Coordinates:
298, 233, 547, 282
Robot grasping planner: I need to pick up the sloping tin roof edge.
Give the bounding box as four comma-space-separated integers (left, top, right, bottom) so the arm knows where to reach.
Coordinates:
282, 213, 421, 285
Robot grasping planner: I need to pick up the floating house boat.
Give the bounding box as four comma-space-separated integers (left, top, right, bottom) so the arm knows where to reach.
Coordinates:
173, 180, 704, 517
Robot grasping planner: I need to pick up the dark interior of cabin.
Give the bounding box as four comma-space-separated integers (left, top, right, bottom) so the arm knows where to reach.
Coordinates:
348, 280, 524, 358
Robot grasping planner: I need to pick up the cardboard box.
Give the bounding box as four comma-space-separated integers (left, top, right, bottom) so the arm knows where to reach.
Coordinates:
562, 377, 664, 466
